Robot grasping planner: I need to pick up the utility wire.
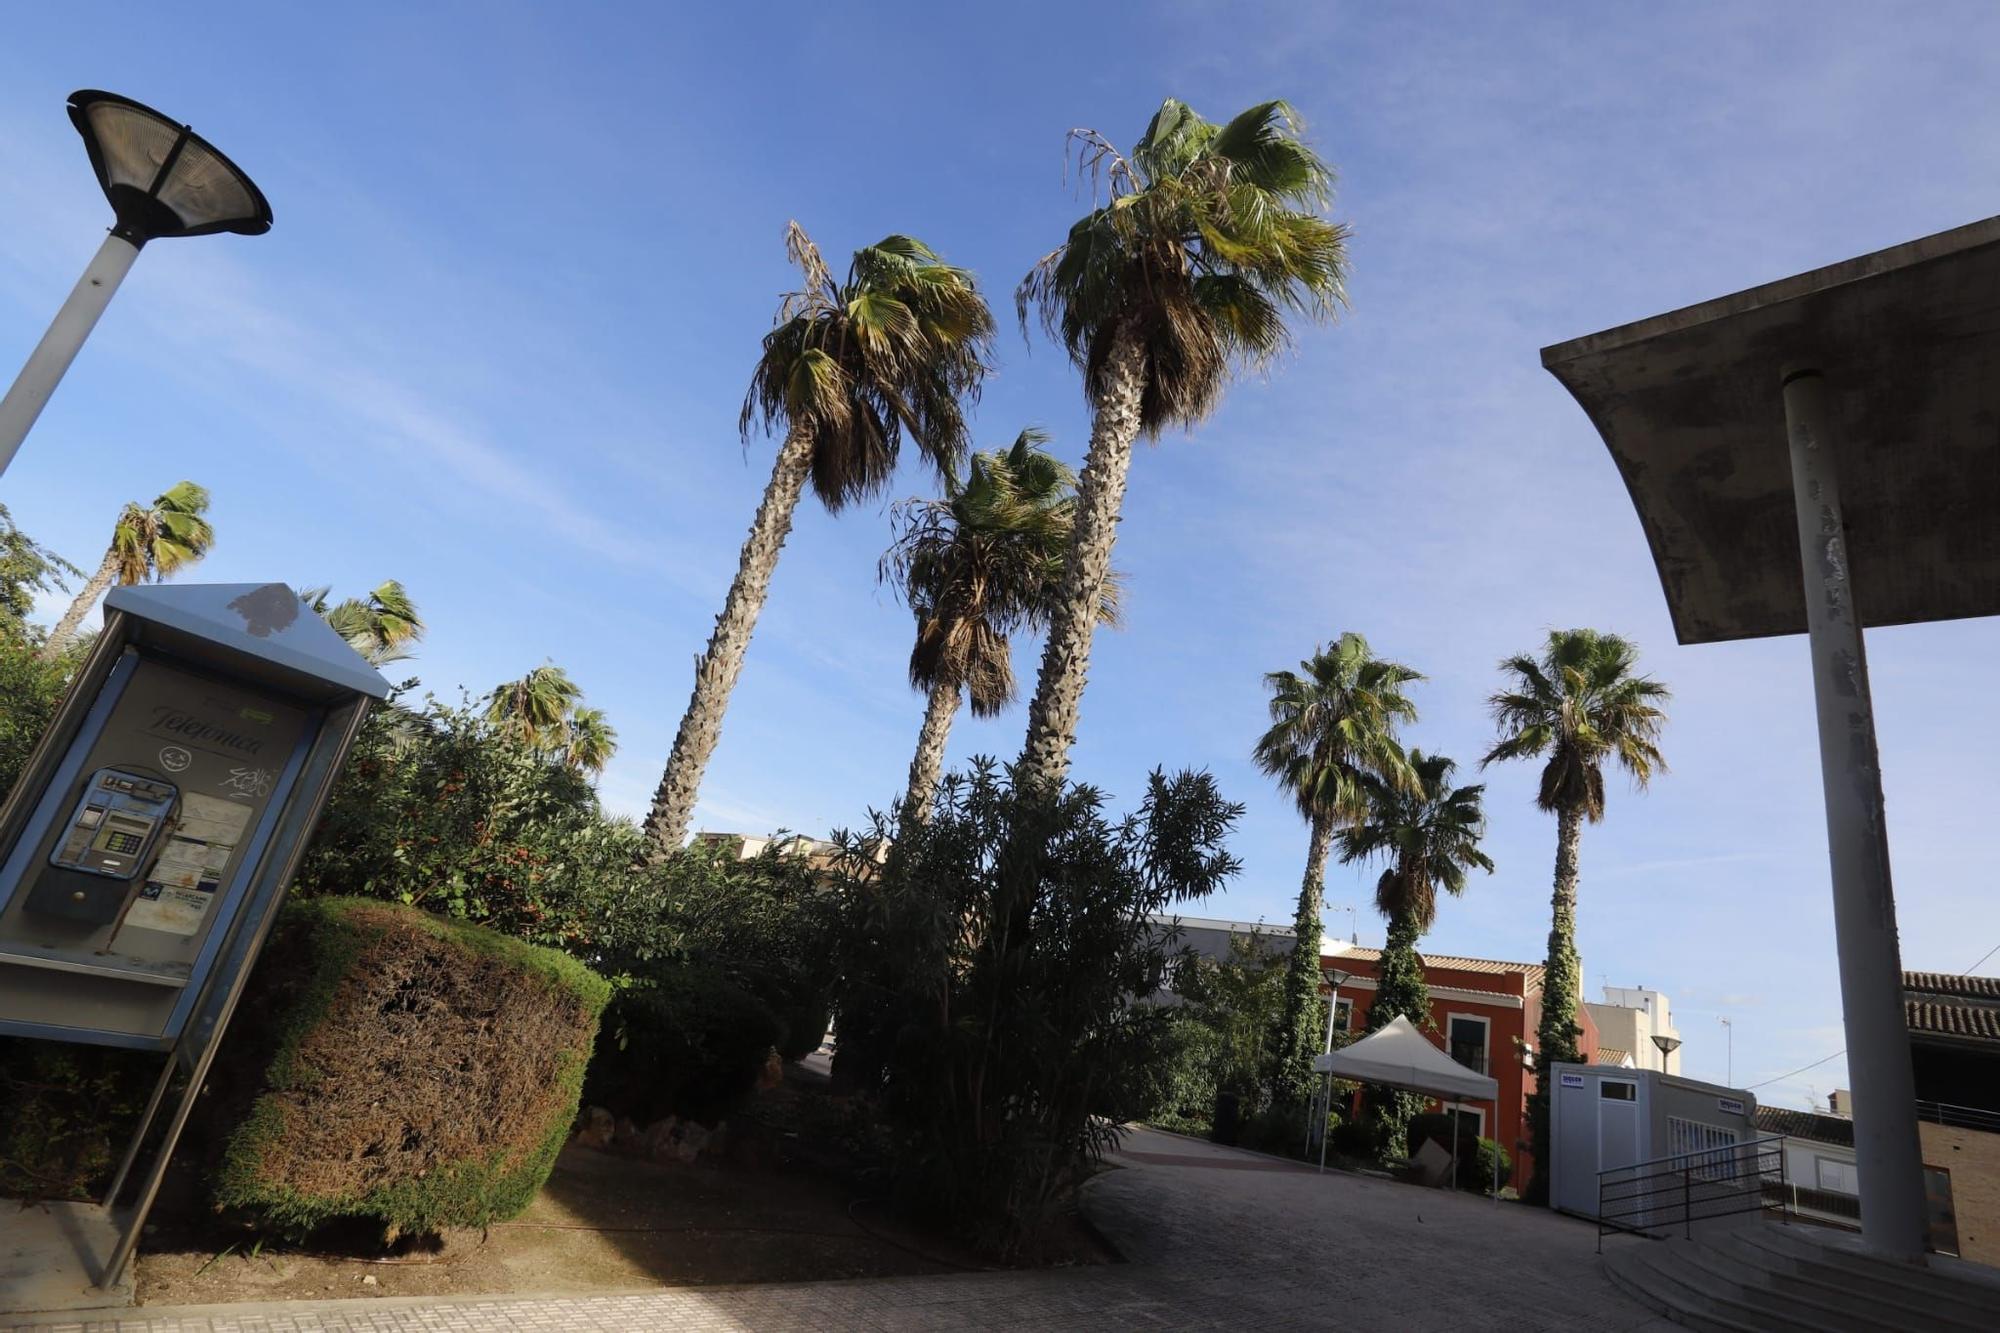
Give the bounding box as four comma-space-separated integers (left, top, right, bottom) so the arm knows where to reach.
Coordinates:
1743, 1048, 1845, 1091
1962, 941, 1999, 976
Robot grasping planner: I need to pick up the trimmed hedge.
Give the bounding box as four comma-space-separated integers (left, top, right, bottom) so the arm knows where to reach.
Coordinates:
210, 898, 609, 1240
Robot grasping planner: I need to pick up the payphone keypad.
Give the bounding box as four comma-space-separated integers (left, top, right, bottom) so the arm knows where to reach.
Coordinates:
25, 768, 179, 925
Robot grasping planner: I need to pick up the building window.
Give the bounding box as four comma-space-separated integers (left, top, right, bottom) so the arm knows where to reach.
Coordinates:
1448, 1014, 1490, 1074
1600, 1081, 1637, 1101
1667, 1116, 1738, 1181
1445, 1105, 1486, 1139
1816, 1157, 1859, 1195
1333, 997, 1353, 1033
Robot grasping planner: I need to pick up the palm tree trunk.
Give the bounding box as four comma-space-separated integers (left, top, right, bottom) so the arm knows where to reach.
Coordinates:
41, 548, 120, 660
900, 677, 960, 828
1275, 811, 1334, 1109
1016, 322, 1145, 794
642, 423, 817, 858
1526, 801, 1585, 1203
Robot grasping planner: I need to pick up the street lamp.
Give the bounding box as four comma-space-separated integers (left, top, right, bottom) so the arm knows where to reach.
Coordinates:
1650, 1033, 1682, 1072
0, 90, 272, 478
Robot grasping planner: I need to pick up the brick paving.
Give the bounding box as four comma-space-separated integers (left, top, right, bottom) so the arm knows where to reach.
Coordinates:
4, 1128, 1674, 1331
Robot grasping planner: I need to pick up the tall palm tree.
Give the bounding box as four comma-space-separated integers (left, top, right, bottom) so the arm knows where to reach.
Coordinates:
1254, 633, 1421, 1109
486, 664, 584, 750
43, 481, 214, 658
882, 430, 1113, 826
1336, 750, 1493, 1153
1484, 628, 1668, 1200
643, 225, 995, 857
1015, 98, 1350, 793
1339, 751, 1493, 1031
301, 580, 425, 665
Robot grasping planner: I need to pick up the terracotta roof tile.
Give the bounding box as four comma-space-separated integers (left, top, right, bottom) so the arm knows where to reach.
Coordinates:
1904, 971, 2000, 1000
1755, 1106, 1855, 1147
1332, 945, 1545, 981
1906, 997, 2000, 1043
1594, 1048, 1630, 1066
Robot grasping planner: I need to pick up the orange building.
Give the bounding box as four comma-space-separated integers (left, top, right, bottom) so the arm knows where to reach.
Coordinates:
1321, 942, 1601, 1191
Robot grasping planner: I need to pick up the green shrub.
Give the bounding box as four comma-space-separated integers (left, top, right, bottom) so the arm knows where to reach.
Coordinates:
0, 1037, 157, 1200
830, 759, 1241, 1258
1095, 1008, 1217, 1132
1475, 1136, 1512, 1193
0, 626, 77, 806
582, 965, 784, 1124
1328, 1117, 1376, 1161
209, 898, 609, 1241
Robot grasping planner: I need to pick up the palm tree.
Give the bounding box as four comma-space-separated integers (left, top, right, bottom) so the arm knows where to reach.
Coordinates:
1335, 750, 1493, 1154
883, 429, 1112, 826
563, 707, 618, 777
486, 664, 583, 750
43, 481, 215, 658
1015, 98, 1350, 793
301, 580, 425, 665
1484, 628, 1668, 1200
1254, 633, 1420, 1110
642, 225, 995, 857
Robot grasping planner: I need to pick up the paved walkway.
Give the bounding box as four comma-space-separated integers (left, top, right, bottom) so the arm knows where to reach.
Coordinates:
4, 1128, 1672, 1331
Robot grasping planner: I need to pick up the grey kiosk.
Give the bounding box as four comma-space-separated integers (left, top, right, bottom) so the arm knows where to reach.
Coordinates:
0, 582, 386, 1309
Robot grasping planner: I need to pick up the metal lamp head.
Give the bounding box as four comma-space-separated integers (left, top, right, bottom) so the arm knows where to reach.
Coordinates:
1651, 1034, 1682, 1057
67, 90, 272, 246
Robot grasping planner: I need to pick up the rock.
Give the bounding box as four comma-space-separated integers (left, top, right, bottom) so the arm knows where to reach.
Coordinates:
573, 1106, 616, 1151
756, 1048, 784, 1091
361, 1274, 378, 1286
641, 1117, 681, 1161
614, 1116, 643, 1150
675, 1121, 711, 1163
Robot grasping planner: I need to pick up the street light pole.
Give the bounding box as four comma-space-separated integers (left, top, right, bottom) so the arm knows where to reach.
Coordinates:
0, 235, 142, 476
0, 90, 270, 481
1719, 1017, 1732, 1086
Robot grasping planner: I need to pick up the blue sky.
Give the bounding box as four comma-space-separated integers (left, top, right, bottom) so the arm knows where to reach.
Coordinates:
3, 2, 1997, 1112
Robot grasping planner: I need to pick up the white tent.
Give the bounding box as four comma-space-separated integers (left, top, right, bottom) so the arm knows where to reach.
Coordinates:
1313, 1014, 1499, 1101
1312, 1014, 1500, 1184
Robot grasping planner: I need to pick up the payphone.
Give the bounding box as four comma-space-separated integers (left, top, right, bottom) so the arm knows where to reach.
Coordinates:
0, 582, 387, 1307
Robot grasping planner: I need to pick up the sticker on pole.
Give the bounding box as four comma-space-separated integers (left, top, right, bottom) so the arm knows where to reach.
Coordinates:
1560, 1072, 1586, 1088
1718, 1096, 1746, 1115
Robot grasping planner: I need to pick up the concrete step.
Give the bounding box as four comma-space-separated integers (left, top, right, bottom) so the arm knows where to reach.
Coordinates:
1730, 1225, 2000, 1327
1668, 1235, 1929, 1333
1603, 1241, 1828, 1333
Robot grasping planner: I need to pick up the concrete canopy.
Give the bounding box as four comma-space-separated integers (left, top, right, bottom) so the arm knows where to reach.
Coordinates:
1541, 215, 2000, 645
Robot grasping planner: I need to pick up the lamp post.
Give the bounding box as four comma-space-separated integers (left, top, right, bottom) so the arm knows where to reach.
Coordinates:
0, 90, 271, 480
1719, 1017, 1733, 1087
1650, 1033, 1682, 1073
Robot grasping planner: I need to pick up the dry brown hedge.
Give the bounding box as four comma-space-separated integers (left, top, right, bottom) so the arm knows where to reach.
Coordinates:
209, 897, 609, 1239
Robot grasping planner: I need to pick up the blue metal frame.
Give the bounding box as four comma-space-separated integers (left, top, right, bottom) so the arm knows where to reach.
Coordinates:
0, 649, 138, 918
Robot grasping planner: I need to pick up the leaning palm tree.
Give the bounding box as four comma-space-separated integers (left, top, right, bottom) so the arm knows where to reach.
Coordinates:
1254, 633, 1421, 1110
43, 481, 214, 658
1484, 628, 1668, 1200
1015, 99, 1350, 793
642, 225, 995, 857
882, 429, 1112, 826
300, 580, 424, 665
486, 663, 584, 750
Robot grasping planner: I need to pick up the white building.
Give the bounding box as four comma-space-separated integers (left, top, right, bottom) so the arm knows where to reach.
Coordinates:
1584, 985, 1683, 1074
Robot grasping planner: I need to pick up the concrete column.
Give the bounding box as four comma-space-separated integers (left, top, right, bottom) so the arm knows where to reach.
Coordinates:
1781, 367, 1929, 1262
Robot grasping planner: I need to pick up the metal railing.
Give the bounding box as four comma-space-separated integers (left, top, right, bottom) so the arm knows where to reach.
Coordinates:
1915, 1099, 2000, 1134
1596, 1133, 1788, 1251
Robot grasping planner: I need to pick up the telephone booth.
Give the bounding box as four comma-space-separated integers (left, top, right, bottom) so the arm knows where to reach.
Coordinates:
0, 582, 387, 1311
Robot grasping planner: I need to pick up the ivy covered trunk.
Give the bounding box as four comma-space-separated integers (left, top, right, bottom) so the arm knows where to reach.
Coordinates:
1016, 323, 1145, 795
643, 422, 817, 857
1364, 907, 1433, 1155
1273, 811, 1333, 1111
1526, 802, 1585, 1204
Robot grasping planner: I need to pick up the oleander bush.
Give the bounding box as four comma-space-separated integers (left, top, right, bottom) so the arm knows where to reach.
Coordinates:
209, 897, 609, 1241
581, 963, 785, 1124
